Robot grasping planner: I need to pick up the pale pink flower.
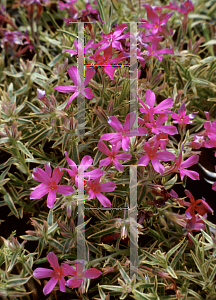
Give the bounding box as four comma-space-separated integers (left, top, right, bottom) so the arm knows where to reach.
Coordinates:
54, 66, 95, 109
64, 262, 102, 288
62, 151, 104, 190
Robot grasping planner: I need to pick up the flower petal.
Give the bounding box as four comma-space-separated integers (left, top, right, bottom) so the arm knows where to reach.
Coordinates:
66, 278, 83, 288
84, 67, 95, 86
100, 182, 116, 192
108, 116, 123, 132
47, 191, 56, 209
56, 185, 75, 195
54, 85, 77, 93
84, 268, 102, 279
83, 87, 95, 99
43, 277, 58, 295
66, 90, 80, 109
52, 167, 63, 184
59, 277, 66, 293
30, 184, 49, 200
32, 168, 50, 185
33, 268, 55, 279
98, 141, 111, 156
146, 89, 155, 108
151, 158, 165, 175
47, 252, 60, 272
96, 192, 112, 207
68, 65, 78, 86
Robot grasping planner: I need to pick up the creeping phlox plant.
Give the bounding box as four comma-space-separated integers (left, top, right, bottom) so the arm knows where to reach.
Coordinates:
1, 0, 216, 299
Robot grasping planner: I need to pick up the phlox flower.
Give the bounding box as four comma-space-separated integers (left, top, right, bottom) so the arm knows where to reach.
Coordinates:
62, 151, 105, 190
142, 38, 174, 61
98, 141, 132, 172
93, 23, 130, 55
30, 163, 74, 209
145, 114, 178, 135
33, 252, 71, 295
86, 176, 116, 207
54, 66, 95, 109
178, 190, 213, 229
100, 111, 147, 151
139, 89, 174, 120
138, 141, 175, 175
174, 147, 200, 181
64, 262, 102, 288
62, 38, 93, 57
89, 45, 126, 80
172, 103, 196, 127
139, 4, 173, 36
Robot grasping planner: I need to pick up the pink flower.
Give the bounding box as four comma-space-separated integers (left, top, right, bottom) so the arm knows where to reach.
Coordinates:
138, 141, 175, 175
190, 135, 206, 149
33, 252, 71, 295
89, 45, 126, 80
174, 147, 200, 181
145, 114, 178, 135
98, 141, 132, 172
139, 89, 174, 120
143, 38, 174, 61
62, 38, 93, 57
172, 103, 196, 127
139, 4, 173, 36
30, 163, 74, 209
178, 190, 213, 229
54, 66, 95, 109
86, 176, 116, 207
65, 262, 102, 288
62, 151, 104, 190
93, 23, 130, 55
100, 111, 147, 151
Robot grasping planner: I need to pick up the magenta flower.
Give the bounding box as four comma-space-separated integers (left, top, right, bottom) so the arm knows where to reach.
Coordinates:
139, 4, 173, 36
65, 262, 102, 288
190, 135, 206, 149
54, 66, 95, 109
1, 30, 23, 48
62, 152, 104, 190
143, 38, 174, 61
145, 114, 178, 135
98, 141, 132, 172
86, 176, 116, 207
37, 88, 46, 99
178, 190, 213, 228
100, 111, 147, 151
139, 89, 174, 120
172, 103, 196, 127
138, 141, 175, 175
62, 38, 93, 57
30, 163, 74, 209
89, 45, 126, 80
93, 23, 130, 55
33, 252, 71, 295
174, 147, 200, 181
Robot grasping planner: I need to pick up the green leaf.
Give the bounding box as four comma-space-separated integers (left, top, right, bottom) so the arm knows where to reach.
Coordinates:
57, 29, 77, 39
117, 260, 130, 284
4, 194, 19, 219
171, 240, 187, 269
15, 85, 30, 96
6, 276, 31, 287
166, 238, 185, 261
166, 266, 178, 279
16, 141, 34, 159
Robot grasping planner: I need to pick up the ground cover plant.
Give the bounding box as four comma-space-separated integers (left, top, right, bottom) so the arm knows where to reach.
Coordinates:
0, 0, 216, 299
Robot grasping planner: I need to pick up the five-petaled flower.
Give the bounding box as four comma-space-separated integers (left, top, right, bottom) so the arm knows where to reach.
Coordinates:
178, 190, 213, 228
100, 111, 147, 151
33, 252, 71, 295
30, 163, 74, 209
86, 176, 116, 207
65, 262, 102, 288
138, 141, 175, 175
62, 151, 104, 190
54, 65, 95, 109
97, 141, 132, 172
172, 103, 196, 127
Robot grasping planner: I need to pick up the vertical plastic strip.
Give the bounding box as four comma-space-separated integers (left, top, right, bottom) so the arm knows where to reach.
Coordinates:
77, 22, 85, 136
130, 22, 138, 132
129, 165, 138, 278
